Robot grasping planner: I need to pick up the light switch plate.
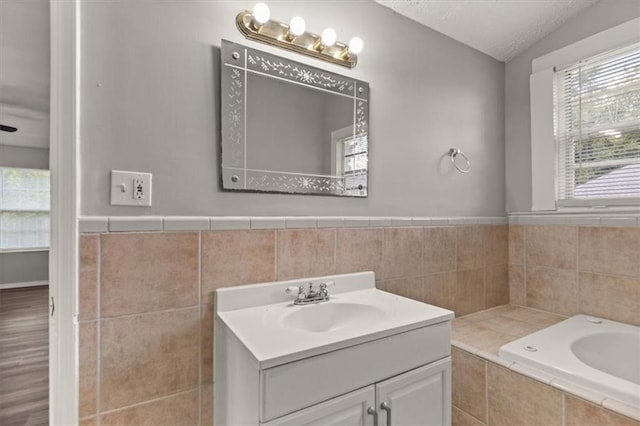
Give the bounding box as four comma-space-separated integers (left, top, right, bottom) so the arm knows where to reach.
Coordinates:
110, 170, 152, 206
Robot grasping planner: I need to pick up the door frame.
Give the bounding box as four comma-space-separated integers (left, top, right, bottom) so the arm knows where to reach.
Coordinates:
49, 0, 79, 424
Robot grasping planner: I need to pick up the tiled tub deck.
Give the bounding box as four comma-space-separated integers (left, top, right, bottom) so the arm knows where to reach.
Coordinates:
451, 305, 640, 426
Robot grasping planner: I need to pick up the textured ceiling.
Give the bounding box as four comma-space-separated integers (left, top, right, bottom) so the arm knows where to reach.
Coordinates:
0, 0, 50, 149
373, 0, 601, 62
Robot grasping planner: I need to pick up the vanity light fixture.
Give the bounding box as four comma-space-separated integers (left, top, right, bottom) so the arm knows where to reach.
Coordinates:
235, 3, 362, 68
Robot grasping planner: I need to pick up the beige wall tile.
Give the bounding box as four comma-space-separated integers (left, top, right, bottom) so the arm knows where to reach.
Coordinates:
484, 225, 508, 266
579, 227, 640, 278
526, 225, 577, 269
201, 383, 213, 426
487, 364, 562, 426
101, 233, 199, 317
100, 308, 199, 411
101, 389, 198, 426
79, 235, 99, 320
380, 276, 423, 302
277, 229, 335, 280
579, 272, 640, 326
500, 306, 565, 328
508, 264, 525, 306
477, 316, 541, 339
508, 225, 524, 265
453, 324, 512, 355
79, 322, 97, 418
423, 272, 457, 311
335, 228, 383, 278
565, 395, 640, 426
201, 230, 275, 304
485, 264, 508, 309
456, 268, 485, 317
201, 304, 214, 384
453, 407, 486, 426
424, 227, 457, 273
383, 228, 423, 279
457, 227, 486, 270
526, 266, 578, 316
79, 416, 97, 426
452, 348, 487, 423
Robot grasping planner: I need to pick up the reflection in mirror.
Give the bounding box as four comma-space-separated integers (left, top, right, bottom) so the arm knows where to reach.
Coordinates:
220, 40, 369, 197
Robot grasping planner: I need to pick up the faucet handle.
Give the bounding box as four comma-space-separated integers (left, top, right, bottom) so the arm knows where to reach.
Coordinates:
320, 281, 335, 289
285, 285, 306, 300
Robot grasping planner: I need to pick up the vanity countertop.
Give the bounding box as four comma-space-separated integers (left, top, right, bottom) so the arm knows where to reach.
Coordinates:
216, 272, 454, 368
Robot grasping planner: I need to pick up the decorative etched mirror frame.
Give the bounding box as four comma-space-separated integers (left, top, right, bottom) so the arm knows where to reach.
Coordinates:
220, 39, 370, 197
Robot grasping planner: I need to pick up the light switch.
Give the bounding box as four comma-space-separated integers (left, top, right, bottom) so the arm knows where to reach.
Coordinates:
110, 170, 152, 206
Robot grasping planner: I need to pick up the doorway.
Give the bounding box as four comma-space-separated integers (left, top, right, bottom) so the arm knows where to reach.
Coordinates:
0, 1, 52, 425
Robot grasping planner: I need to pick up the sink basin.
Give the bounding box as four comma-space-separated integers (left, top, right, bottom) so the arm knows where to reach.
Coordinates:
216, 271, 454, 367
280, 302, 387, 333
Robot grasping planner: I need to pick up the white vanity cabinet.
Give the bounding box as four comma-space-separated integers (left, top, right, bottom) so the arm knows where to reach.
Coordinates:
214, 272, 454, 426
263, 386, 376, 426
265, 358, 451, 426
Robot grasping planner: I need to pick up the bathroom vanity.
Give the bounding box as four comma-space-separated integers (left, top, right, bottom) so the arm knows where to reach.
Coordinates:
214, 272, 454, 425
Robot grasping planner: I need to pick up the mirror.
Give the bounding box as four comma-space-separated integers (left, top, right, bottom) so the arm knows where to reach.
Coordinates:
220, 40, 369, 197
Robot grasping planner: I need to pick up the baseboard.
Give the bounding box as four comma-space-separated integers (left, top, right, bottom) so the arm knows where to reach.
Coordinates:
0, 280, 49, 290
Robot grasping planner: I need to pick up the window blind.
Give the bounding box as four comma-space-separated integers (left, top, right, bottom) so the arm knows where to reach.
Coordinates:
555, 43, 640, 205
0, 168, 50, 250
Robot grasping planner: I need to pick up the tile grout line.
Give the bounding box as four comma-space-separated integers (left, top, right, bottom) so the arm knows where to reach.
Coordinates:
333, 228, 337, 275
96, 235, 102, 425
96, 388, 200, 417
575, 226, 580, 316
485, 360, 489, 425
454, 228, 459, 315
98, 304, 201, 321
523, 226, 528, 308
274, 230, 279, 281
197, 231, 202, 426
482, 228, 487, 310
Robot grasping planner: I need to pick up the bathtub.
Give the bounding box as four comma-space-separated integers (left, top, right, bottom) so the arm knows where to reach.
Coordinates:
499, 314, 640, 407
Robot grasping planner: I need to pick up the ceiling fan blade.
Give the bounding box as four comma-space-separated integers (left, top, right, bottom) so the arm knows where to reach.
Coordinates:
0, 124, 18, 133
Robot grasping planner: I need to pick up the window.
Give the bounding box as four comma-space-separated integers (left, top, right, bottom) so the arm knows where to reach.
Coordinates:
0, 167, 50, 250
554, 43, 640, 206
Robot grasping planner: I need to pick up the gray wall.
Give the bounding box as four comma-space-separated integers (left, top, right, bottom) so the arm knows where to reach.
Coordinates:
505, 0, 640, 213
0, 145, 49, 284
80, 0, 505, 217
0, 251, 48, 285
0, 145, 49, 169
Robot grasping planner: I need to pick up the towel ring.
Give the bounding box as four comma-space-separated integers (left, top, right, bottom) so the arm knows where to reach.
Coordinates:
448, 148, 471, 173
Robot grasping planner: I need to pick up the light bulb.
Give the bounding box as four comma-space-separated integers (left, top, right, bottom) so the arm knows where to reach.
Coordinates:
321, 28, 337, 47
289, 16, 306, 36
348, 37, 363, 55
252, 3, 270, 25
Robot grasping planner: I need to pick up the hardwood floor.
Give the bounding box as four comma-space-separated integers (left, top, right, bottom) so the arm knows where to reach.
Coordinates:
0, 286, 49, 426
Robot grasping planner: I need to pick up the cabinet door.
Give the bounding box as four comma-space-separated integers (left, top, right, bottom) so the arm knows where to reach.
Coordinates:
375, 358, 451, 426
263, 386, 376, 426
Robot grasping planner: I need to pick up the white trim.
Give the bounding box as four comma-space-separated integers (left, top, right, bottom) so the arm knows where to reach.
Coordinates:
530, 68, 557, 211
508, 212, 639, 227
49, 0, 79, 424
532, 17, 640, 73
0, 280, 49, 290
529, 17, 640, 214
78, 215, 510, 232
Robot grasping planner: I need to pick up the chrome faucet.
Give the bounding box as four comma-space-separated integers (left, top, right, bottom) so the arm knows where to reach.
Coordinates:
285, 281, 334, 305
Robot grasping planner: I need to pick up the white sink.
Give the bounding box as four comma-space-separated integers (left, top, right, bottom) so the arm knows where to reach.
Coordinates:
277, 302, 388, 333
215, 271, 454, 368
